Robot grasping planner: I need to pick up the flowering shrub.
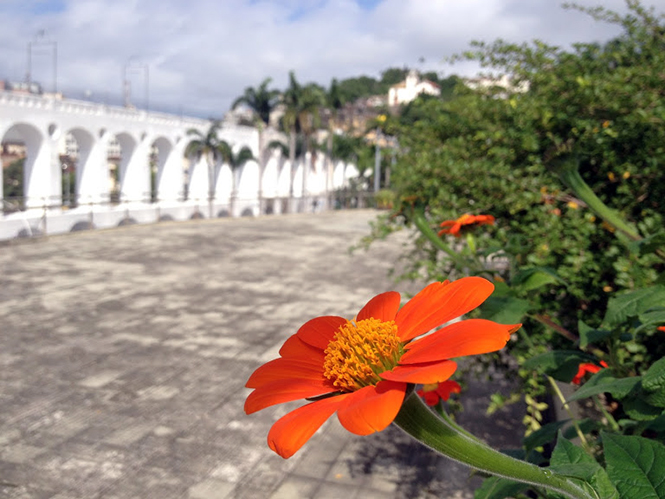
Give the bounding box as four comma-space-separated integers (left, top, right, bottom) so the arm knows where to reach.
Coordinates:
351, 2, 665, 497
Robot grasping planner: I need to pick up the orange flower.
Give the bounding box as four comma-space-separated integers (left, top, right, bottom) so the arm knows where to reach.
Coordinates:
417, 380, 462, 406
245, 277, 518, 458
438, 214, 495, 237
658, 326, 665, 333
572, 361, 608, 385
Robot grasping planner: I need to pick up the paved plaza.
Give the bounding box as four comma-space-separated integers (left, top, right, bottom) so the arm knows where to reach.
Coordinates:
0, 210, 524, 498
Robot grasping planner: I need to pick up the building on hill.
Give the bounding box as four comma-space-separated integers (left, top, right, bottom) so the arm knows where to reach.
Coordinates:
464, 74, 529, 95
388, 70, 440, 107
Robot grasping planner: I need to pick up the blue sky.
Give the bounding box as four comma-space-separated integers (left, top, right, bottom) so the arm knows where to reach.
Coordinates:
0, 0, 660, 118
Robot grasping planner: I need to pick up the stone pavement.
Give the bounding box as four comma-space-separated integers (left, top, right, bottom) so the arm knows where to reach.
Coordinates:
0, 210, 524, 499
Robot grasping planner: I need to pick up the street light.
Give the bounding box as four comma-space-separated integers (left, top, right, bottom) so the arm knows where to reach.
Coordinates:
123, 59, 149, 111
62, 163, 70, 207
26, 30, 57, 94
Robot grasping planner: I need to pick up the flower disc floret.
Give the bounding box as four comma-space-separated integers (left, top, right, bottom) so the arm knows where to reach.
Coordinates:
323, 318, 403, 391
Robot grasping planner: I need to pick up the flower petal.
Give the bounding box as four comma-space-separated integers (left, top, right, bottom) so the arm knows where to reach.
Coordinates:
267, 394, 350, 459
356, 291, 401, 322
395, 277, 494, 342
336, 381, 406, 435
436, 380, 462, 401
296, 316, 347, 350
380, 360, 457, 384
279, 334, 326, 358
244, 378, 335, 415
246, 357, 325, 389
417, 389, 440, 406
401, 319, 515, 364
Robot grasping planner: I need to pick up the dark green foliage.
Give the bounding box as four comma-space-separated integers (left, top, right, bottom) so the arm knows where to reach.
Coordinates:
3, 157, 24, 199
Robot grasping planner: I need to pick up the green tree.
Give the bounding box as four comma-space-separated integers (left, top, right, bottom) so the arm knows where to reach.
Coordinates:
282, 71, 302, 206
218, 141, 254, 216
323, 78, 346, 200
231, 78, 280, 213
379, 67, 409, 87
185, 120, 228, 217
365, 0, 665, 452
296, 83, 325, 201
3, 157, 24, 210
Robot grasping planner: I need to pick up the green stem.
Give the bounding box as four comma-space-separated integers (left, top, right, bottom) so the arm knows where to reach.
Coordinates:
592, 395, 620, 432
411, 210, 468, 269
436, 404, 484, 443
394, 393, 594, 499
546, 375, 592, 455
530, 314, 579, 343
556, 162, 640, 241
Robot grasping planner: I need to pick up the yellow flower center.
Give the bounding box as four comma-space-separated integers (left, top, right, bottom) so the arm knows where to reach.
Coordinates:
323, 318, 403, 392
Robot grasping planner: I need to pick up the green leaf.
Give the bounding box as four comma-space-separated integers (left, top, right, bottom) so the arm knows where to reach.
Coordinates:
630, 230, 665, 257
642, 357, 665, 393
642, 389, 665, 409
480, 295, 531, 324
551, 433, 595, 464
634, 308, 665, 334
550, 434, 619, 499
622, 396, 664, 420
512, 267, 563, 292
549, 463, 603, 481
562, 418, 600, 441
523, 420, 569, 453
603, 285, 665, 329
474, 476, 530, 499
523, 350, 597, 382
603, 432, 665, 499
566, 370, 641, 403
578, 320, 613, 349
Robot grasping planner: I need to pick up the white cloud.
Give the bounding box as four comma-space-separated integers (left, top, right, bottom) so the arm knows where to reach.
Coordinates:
0, 0, 661, 117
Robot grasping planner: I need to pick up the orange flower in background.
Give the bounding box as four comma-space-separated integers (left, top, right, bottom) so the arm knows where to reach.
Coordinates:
438, 214, 495, 237
245, 277, 519, 458
417, 380, 462, 406
658, 326, 665, 333
572, 361, 608, 385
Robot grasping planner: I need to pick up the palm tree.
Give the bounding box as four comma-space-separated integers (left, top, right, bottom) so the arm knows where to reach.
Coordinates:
281, 71, 302, 209
324, 78, 345, 206
218, 142, 254, 216
185, 120, 227, 217
295, 83, 325, 207
231, 78, 280, 214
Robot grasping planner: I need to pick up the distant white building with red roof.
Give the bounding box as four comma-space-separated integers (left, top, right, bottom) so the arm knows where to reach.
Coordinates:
388, 70, 440, 107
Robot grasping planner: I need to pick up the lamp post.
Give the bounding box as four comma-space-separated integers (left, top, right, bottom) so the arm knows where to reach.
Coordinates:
374, 128, 381, 193
26, 30, 57, 94
123, 59, 149, 111
62, 163, 70, 207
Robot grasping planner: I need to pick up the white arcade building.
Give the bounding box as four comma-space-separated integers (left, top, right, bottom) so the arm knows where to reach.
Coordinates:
0, 92, 361, 241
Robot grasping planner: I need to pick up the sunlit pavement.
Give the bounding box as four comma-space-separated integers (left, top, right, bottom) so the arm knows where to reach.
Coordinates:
0, 210, 524, 499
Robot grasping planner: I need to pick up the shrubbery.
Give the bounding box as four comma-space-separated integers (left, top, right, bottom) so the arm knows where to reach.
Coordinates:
363, 2, 665, 496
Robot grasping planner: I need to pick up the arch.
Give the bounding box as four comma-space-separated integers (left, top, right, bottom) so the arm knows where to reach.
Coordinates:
70, 220, 94, 232
150, 136, 178, 203
1, 122, 48, 209
111, 132, 148, 203
118, 217, 137, 226
62, 127, 97, 207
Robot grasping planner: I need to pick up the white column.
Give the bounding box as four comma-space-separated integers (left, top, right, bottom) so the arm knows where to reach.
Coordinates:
24, 130, 53, 209
77, 132, 107, 206
157, 141, 184, 203
187, 155, 209, 204
120, 135, 150, 203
